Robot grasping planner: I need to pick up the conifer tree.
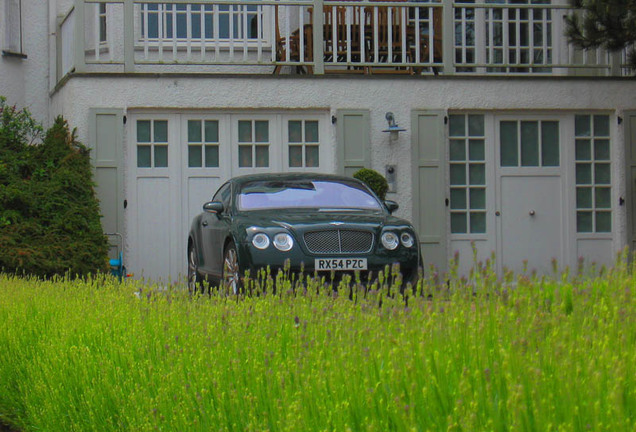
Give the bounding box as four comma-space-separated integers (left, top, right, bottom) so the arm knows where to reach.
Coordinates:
564, 0, 636, 70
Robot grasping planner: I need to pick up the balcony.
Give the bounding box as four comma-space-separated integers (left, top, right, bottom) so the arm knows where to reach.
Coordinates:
57, 0, 634, 81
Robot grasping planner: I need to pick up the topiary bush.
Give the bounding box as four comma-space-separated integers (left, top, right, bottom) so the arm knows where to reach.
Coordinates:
0, 97, 108, 278
353, 168, 389, 201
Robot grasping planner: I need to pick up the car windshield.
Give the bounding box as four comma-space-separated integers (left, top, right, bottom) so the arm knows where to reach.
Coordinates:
237, 179, 383, 211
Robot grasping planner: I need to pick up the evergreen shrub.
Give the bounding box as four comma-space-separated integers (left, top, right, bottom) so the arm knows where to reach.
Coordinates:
353, 168, 389, 200
0, 97, 108, 278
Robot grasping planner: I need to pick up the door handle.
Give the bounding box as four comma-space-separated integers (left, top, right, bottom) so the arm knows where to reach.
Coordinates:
529, 210, 535, 216
202, 221, 208, 227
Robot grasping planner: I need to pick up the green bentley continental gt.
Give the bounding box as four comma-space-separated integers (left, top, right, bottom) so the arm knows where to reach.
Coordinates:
187, 173, 421, 293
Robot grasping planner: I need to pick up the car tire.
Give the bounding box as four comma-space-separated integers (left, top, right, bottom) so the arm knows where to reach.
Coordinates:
222, 241, 242, 295
188, 243, 202, 294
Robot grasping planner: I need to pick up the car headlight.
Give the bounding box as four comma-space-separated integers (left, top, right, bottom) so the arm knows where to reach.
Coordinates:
400, 232, 415, 248
251, 233, 270, 250
273, 233, 294, 251
381, 232, 399, 250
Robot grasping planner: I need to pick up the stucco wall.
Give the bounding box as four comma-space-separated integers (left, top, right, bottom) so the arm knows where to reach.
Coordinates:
0, 0, 51, 125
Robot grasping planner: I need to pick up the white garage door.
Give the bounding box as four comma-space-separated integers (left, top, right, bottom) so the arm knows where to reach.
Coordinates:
127, 111, 332, 282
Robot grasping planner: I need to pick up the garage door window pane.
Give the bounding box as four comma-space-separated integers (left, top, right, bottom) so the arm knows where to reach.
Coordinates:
520, 121, 539, 166
595, 187, 610, 209
450, 164, 466, 185
577, 211, 593, 232
449, 115, 465, 137
137, 120, 151, 142
469, 139, 484, 161
450, 188, 466, 209
255, 121, 269, 143
576, 187, 592, 208
154, 121, 168, 142
205, 121, 219, 142
255, 145, 269, 167
500, 121, 518, 166
305, 121, 319, 143
575, 115, 590, 137
576, 139, 591, 160
238, 121, 252, 142
137, 145, 151, 168
205, 146, 219, 167
468, 115, 484, 136
239, 145, 252, 167
470, 212, 486, 233
451, 213, 467, 233
594, 139, 610, 160
541, 121, 559, 166
154, 145, 168, 167
289, 145, 302, 167
450, 139, 465, 161
470, 188, 485, 209
188, 120, 202, 142
306, 145, 319, 167
596, 211, 611, 232
189, 145, 202, 167
289, 121, 302, 143
594, 115, 609, 137
469, 164, 485, 185
594, 163, 610, 184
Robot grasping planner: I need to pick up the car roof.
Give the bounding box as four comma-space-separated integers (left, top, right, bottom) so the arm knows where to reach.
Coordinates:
230, 172, 363, 186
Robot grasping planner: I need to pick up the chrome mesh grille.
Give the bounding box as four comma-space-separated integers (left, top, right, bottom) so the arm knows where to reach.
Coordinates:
304, 230, 374, 254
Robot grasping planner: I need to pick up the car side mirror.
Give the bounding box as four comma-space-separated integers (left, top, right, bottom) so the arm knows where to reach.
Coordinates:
203, 201, 224, 214
384, 200, 399, 214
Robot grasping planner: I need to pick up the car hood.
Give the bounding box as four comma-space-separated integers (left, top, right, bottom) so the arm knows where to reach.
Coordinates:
234, 209, 414, 233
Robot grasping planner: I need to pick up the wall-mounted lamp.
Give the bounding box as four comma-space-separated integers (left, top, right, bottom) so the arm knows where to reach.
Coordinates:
382, 112, 406, 141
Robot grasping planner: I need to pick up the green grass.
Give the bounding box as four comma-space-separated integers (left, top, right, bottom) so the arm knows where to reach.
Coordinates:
0, 259, 634, 431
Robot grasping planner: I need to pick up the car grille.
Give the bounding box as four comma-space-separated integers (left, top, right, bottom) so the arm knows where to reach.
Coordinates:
303, 230, 374, 254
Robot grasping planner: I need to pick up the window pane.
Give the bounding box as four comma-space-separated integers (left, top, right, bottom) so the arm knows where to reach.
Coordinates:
188, 120, 202, 142
576, 187, 592, 208
205, 121, 219, 142
289, 145, 303, 167
137, 120, 151, 142
577, 211, 593, 232
575, 114, 590, 137
469, 164, 485, 185
451, 213, 467, 234
305, 121, 319, 143
450, 139, 466, 161
500, 121, 518, 166
595, 187, 611, 209
255, 121, 269, 143
239, 145, 252, 167
541, 121, 559, 166
576, 163, 591, 184
154, 121, 168, 143
594, 139, 610, 161
595, 211, 611, 232
470, 212, 486, 233
575, 139, 591, 161
450, 164, 467, 185
449, 115, 465, 137
205, 145, 219, 167
594, 115, 609, 137
469, 139, 485, 161
255, 145, 269, 167
289, 121, 302, 143
468, 115, 484, 136
188, 145, 202, 167
520, 121, 539, 166
450, 188, 467, 210
306, 145, 319, 167
154, 145, 168, 167
137, 145, 151, 167
594, 163, 610, 184
238, 121, 252, 142
469, 188, 485, 209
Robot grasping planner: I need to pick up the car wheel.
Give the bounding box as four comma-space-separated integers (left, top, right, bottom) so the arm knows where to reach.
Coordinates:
222, 241, 242, 295
188, 243, 202, 294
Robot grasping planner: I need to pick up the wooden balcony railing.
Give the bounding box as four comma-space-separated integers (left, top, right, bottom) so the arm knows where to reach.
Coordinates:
56, 0, 631, 80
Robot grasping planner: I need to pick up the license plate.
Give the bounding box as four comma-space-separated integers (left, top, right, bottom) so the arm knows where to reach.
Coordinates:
315, 258, 367, 271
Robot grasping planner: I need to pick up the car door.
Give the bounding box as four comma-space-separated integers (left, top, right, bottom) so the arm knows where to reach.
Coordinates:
200, 182, 232, 278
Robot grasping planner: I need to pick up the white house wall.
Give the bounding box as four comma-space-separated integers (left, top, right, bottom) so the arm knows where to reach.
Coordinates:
0, 0, 50, 123
47, 75, 636, 280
